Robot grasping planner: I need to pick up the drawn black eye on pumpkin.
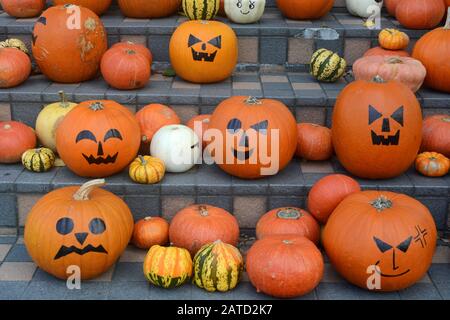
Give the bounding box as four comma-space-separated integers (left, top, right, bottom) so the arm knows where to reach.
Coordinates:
76, 130, 97, 143
103, 129, 123, 142
249, 1, 255, 9
251, 120, 268, 135
56, 217, 74, 235
397, 236, 412, 253
208, 36, 222, 49
373, 237, 392, 253
227, 118, 242, 133
188, 34, 202, 47
89, 218, 106, 235
236, 0, 242, 8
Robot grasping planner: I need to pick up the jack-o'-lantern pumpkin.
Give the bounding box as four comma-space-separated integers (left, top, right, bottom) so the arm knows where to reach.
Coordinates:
24, 179, 134, 280
332, 76, 422, 179
323, 191, 437, 291
224, 0, 266, 24
169, 20, 238, 83
32, 5, 107, 83
208, 96, 297, 179
55, 100, 141, 178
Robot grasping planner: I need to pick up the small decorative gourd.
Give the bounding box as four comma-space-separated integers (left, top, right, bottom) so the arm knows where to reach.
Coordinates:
310, 49, 347, 83
22, 147, 56, 172
129, 155, 165, 184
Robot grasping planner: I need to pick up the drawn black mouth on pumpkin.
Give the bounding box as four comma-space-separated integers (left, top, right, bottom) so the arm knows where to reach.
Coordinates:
191, 48, 217, 62
240, 10, 250, 15
232, 148, 254, 161
54, 244, 108, 260
374, 261, 410, 278
371, 130, 400, 146
82, 153, 118, 165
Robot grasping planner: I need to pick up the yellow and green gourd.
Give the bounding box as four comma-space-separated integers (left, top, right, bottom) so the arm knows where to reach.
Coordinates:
193, 240, 243, 292
129, 155, 165, 184
310, 48, 347, 83
182, 0, 219, 20
143, 245, 193, 289
22, 147, 55, 172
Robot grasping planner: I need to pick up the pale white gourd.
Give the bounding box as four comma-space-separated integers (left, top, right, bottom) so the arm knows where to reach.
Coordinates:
345, 0, 383, 18
224, 0, 265, 24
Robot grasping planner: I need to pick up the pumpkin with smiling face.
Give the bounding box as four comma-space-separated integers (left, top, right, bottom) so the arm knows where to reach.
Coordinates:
56, 100, 141, 178
323, 191, 437, 291
169, 20, 238, 84
224, 0, 266, 24
208, 96, 297, 179
24, 179, 134, 280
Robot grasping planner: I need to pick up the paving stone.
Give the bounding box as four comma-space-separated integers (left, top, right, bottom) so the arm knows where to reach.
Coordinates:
15, 168, 58, 193
87, 265, 116, 282
161, 196, 196, 221
300, 161, 334, 174
109, 281, 152, 300
17, 194, 41, 227
0, 262, 36, 281
428, 264, 450, 284
267, 160, 305, 195
113, 262, 145, 282
0, 244, 11, 261
21, 280, 68, 300
398, 283, 443, 300
416, 198, 448, 231
64, 282, 110, 300
0, 194, 16, 228
268, 196, 305, 210
260, 37, 287, 64
124, 196, 161, 221
316, 283, 401, 300
0, 281, 29, 300
321, 264, 345, 283
233, 197, 267, 229
196, 164, 232, 196
150, 284, 193, 300
0, 236, 16, 244
4, 244, 31, 262
161, 170, 197, 195
119, 246, 147, 263
196, 196, 233, 213
432, 246, 450, 264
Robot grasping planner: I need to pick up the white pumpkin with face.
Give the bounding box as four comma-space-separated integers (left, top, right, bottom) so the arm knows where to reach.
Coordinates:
345, 0, 383, 18
150, 125, 200, 173
224, 0, 266, 24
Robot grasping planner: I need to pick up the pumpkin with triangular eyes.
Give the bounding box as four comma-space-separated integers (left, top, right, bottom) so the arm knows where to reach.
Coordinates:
207, 96, 297, 179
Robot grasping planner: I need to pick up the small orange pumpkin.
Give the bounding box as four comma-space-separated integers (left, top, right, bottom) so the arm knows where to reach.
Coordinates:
0, 121, 36, 163
132, 217, 170, 249
0, 48, 31, 88
111, 41, 153, 63
415, 152, 449, 177
1, 0, 44, 17
295, 123, 333, 161
378, 29, 410, 50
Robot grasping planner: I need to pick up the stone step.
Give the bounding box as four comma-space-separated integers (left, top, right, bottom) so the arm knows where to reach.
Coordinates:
0, 158, 448, 236
0, 71, 448, 129
0, 7, 436, 67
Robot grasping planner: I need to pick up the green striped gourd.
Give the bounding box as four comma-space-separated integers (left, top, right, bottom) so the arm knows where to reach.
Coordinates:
143, 245, 193, 288
310, 48, 347, 83
193, 240, 243, 292
22, 147, 55, 172
182, 0, 220, 20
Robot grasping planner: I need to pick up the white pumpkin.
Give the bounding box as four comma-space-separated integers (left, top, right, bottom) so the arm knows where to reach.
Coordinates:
35, 91, 77, 152
150, 125, 201, 173
224, 0, 266, 24
345, 0, 383, 18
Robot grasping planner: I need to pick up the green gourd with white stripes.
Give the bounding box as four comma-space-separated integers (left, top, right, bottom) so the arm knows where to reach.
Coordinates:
310, 48, 347, 83
182, 0, 220, 20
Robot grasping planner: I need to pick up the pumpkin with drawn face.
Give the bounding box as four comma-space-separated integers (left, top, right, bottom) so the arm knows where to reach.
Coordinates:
332, 76, 422, 179
323, 191, 437, 291
224, 0, 266, 24
24, 179, 134, 280
169, 20, 238, 83
208, 96, 297, 179
56, 100, 141, 178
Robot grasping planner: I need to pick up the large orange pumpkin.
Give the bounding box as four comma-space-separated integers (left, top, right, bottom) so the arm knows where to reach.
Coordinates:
1, 0, 45, 17
169, 204, 240, 256
332, 77, 422, 179
118, 0, 181, 18
323, 191, 437, 291
24, 179, 134, 280
364, 47, 410, 58
256, 207, 320, 244
169, 20, 238, 83
246, 235, 324, 298
56, 100, 141, 178
0, 121, 36, 163
208, 96, 297, 179
52, 0, 112, 15
276, 0, 334, 20
32, 5, 107, 83
396, 0, 445, 30
412, 10, 450, 93
0, 48, 31, 88
421, 114, 450, 157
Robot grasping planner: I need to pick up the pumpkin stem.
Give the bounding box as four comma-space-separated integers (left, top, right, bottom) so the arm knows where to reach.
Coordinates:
443, 117, 450, 123
386, 57, 403, 64
73, 179, 106, 201
89, 102, 104, 111
370, 195, 393, 212
3, 124, 11, 130
198, 205, 209, 216
244, 96, 262, 105
372, 75, 386, 83
58, 91, 70, 108
138, 155, 147, 165
277, 208, 302, 220
144, 216, 152, 221
126, 49, 136, 55
282, 240, 293, 245
445, 7, 450, 30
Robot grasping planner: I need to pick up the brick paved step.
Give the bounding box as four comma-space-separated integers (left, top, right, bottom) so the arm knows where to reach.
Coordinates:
0, 7, 436, 67
0, 157, 448, 236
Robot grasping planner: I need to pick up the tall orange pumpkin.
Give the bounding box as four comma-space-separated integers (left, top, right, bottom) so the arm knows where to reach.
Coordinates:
118, 0, 181, 18
395, 0, 445, 30
208, 96, 297, 179
412, 10, 450, 93
52, 0, 112, 15
24, 179, 134, 280
169, 20, 238, 83
32, 5, 107, 83
56, 100, 141, 178
332, 77, 422, 179
323, 191, 437, 291
276, 0, 334, 20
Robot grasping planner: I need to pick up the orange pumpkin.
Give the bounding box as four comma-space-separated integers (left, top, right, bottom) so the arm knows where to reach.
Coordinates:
385, 0, 402, 16
412, 10, 450, 93
53, 0, 112, 15
132, 217, 170, 249
56, 100, 141, 178
101, 46, 151, 90
111, 41, 153, 63
256, 207, 320, 244
169, 204, 240, 256
378, 29, 410, 50
276, 0, 333, 20
364, 47, 410, 58
208, 96, 297, 179
421, 115, 450, 157
0, 48, 31, 88
396, 0, 445, 30
415, 152, 450, 177
32, 5, 107, 83
186, 114, 211, 149
323, 191, 437, 291
24, 179, 134, 280
307, 174, 361, 225
332, 77, 422, 179
1, 0, 45, 17
246, 235, 324, 298
0, 121, 36, 163
295, 123, 333, 160
169, 20, 238, 83
118, 0, 181, 18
